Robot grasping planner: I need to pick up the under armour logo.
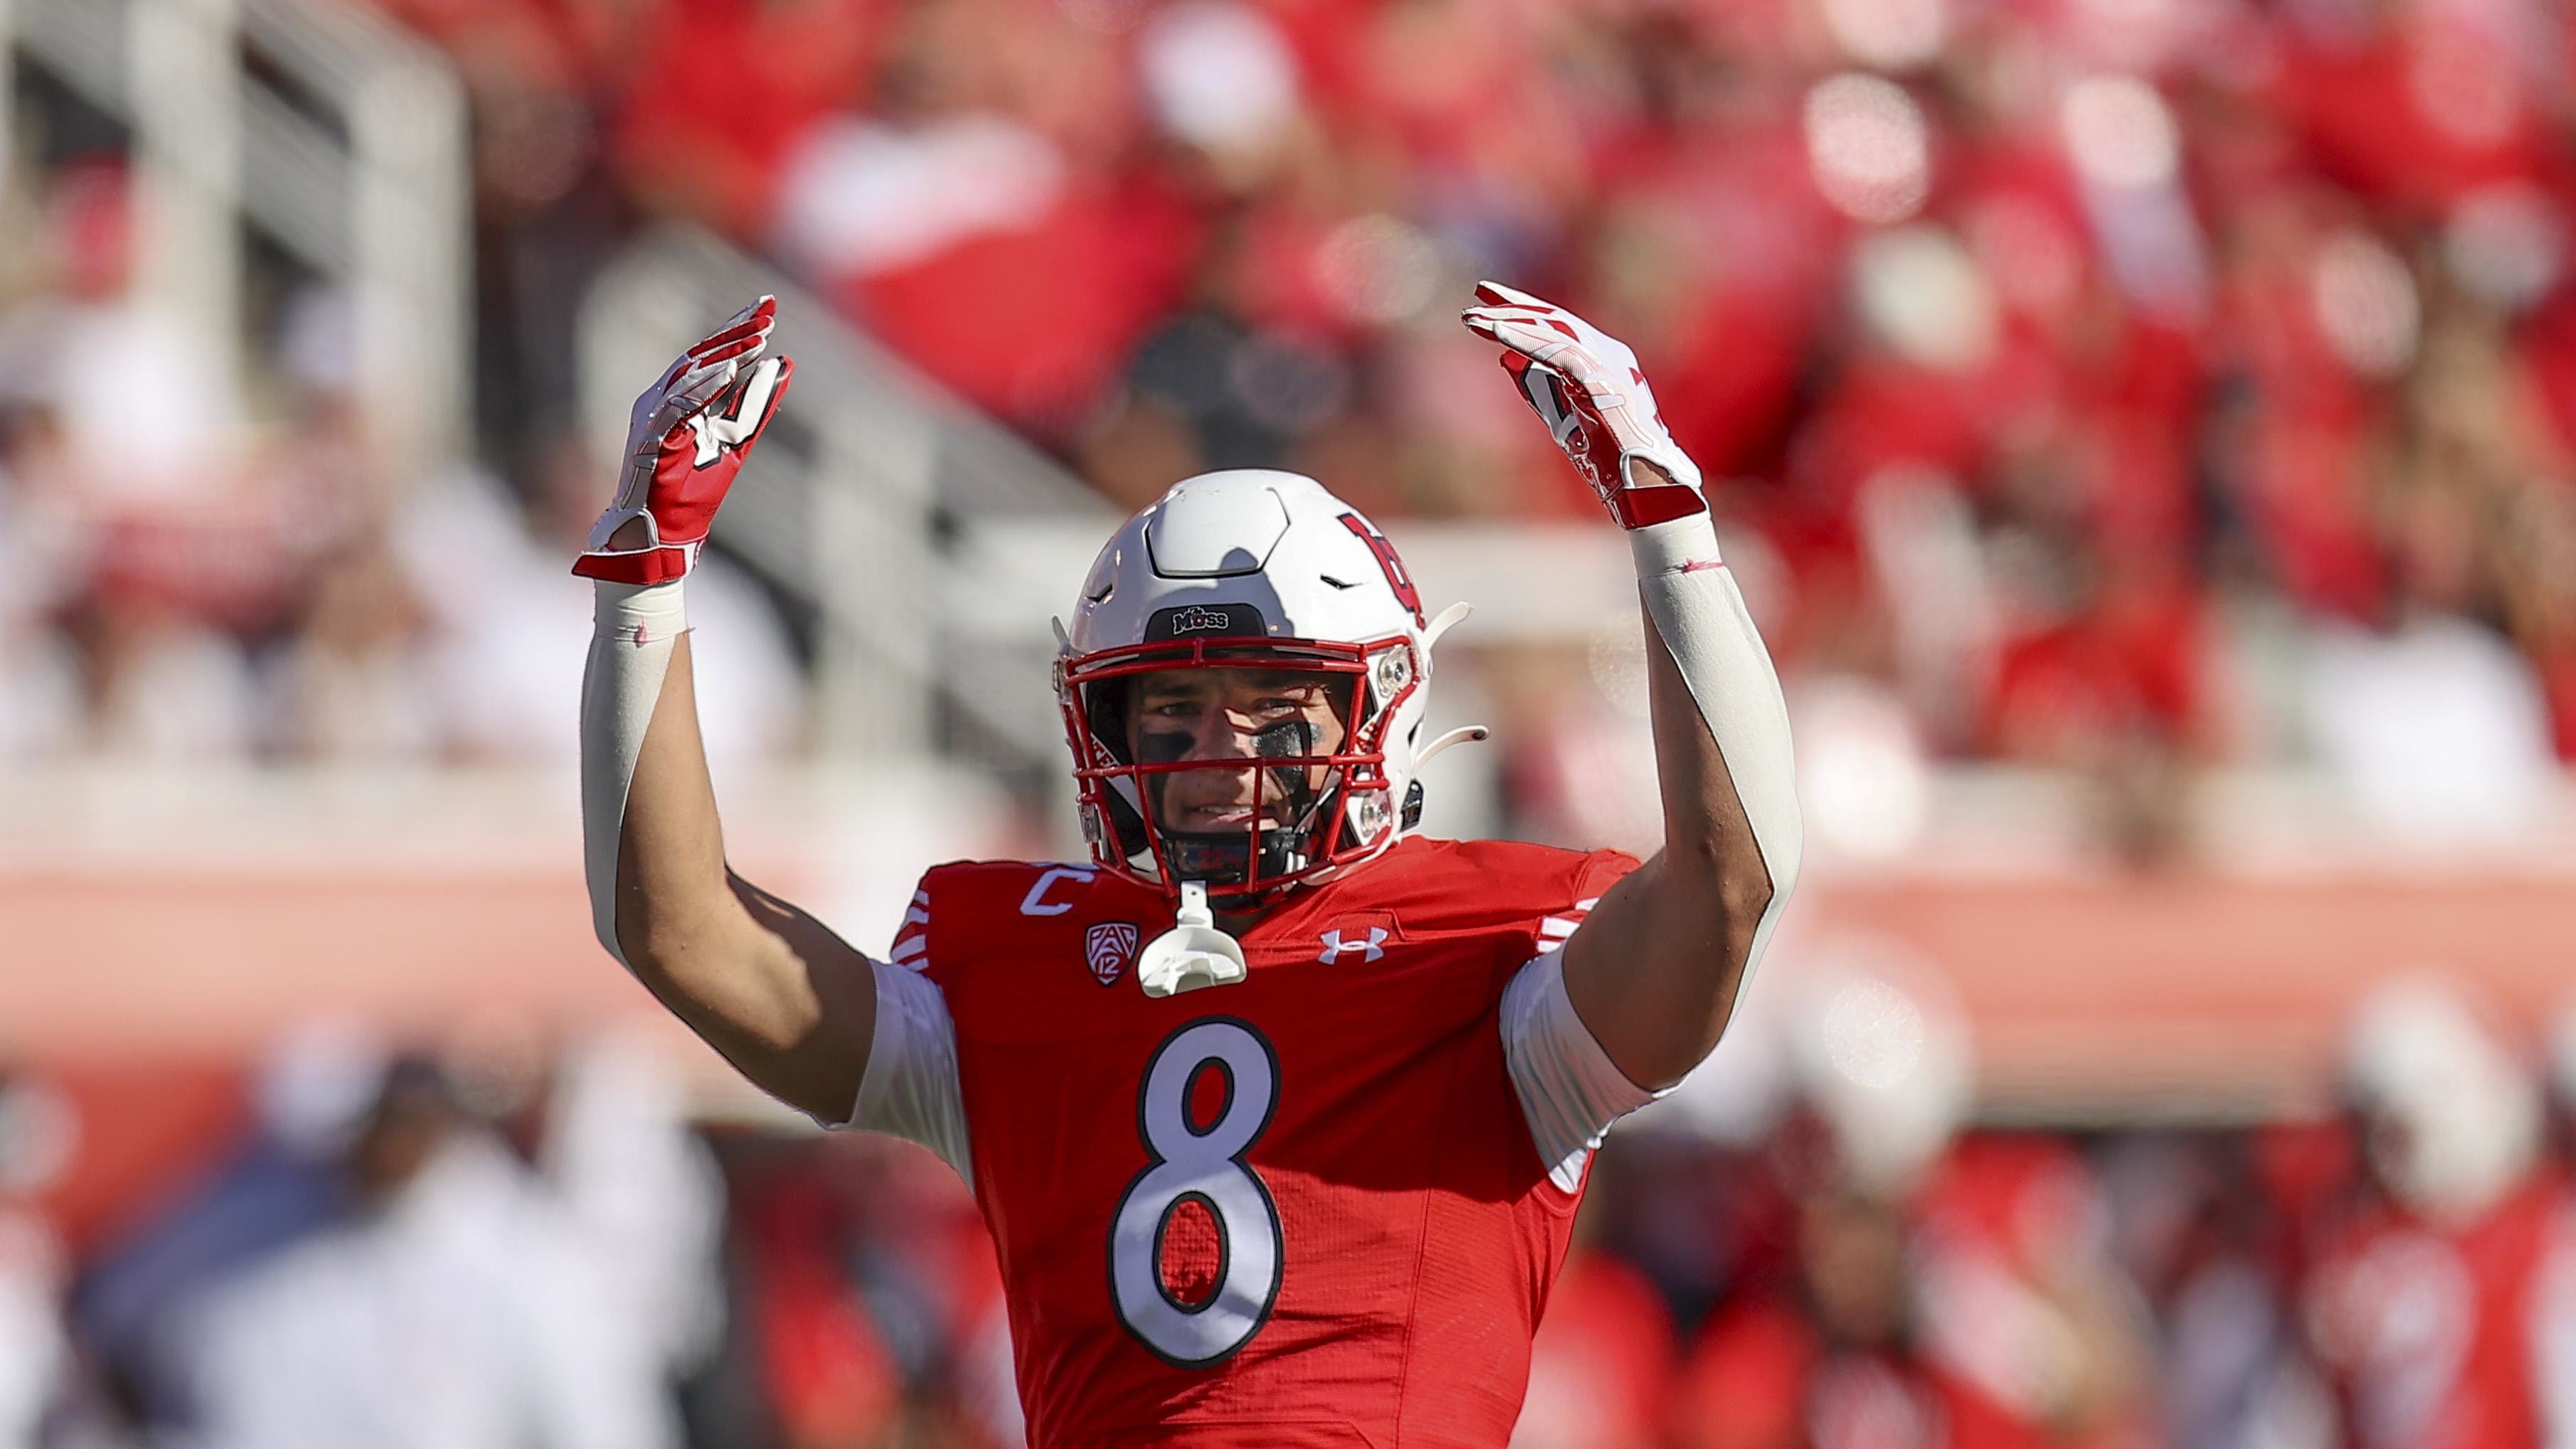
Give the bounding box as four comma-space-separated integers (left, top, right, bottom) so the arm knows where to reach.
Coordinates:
1317, 927, 1387, 964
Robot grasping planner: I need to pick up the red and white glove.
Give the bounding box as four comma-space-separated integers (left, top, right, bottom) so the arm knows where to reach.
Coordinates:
1462, 281, 1708, 530
572, 296, 795, 586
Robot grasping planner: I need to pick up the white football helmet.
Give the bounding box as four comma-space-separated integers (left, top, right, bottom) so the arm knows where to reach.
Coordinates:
1057, 469, 1475, 904
2343, 978, 2540, 1223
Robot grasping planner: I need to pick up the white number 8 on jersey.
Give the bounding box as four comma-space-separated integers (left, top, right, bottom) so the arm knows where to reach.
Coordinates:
1110, 1018, 1284, 1366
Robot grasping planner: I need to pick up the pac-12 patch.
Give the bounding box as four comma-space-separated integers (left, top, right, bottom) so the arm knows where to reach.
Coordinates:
1085, 921, 1141, 986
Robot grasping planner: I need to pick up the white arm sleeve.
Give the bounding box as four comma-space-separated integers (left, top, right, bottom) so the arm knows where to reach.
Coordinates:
582, 582, 970, 1185
580, 580, 688, 968
842, 958, 973, 1190
1502, 948, 1664, 1193
1630, 512, 1803, 995
1499, 510, 1799, 1193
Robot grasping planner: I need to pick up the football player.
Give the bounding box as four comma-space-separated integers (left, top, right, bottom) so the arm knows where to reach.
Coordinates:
2305, 980, 2556, 1449
573, 285, 1801, 1445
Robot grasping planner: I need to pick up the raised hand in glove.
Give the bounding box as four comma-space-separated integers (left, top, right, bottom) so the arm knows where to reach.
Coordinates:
1461, 281, 1708, 530
573, 296, 795, 585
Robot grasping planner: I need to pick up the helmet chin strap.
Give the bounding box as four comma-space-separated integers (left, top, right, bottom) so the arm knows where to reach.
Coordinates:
1414, 724, 1489, 769
1424, 600, 1472, 650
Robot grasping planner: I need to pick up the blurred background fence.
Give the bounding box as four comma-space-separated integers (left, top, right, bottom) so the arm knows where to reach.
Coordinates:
4, 0, 2576, 1445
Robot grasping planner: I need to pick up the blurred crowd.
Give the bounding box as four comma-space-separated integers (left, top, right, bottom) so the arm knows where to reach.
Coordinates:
0, 158, 802, 771
0, 1023, 730, 1449
2, 0, 2574, 839
8, 1, 2576, 1444
389, 0, 2576, 832
4, 975, 2575, 1449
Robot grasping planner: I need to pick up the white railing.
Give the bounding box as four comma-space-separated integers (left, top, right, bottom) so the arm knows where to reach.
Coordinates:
0, 0, 468, 473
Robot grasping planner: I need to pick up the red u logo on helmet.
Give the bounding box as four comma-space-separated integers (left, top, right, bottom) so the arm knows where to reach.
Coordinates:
1339, 515, 1424, 628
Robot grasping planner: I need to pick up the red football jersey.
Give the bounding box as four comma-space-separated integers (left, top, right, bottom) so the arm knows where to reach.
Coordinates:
891, 835, 1638, 1448
2304, 1180, 2560, 1449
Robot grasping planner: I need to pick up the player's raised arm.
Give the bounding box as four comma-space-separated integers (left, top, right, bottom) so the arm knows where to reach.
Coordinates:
574, 299, 876, 1124
1465, 283, 1803, 1091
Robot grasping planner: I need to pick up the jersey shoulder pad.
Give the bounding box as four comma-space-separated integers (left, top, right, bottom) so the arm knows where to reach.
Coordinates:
1358, 836, 1638, 936
1443, 835, 1639, 892
890, 859, 1159, 982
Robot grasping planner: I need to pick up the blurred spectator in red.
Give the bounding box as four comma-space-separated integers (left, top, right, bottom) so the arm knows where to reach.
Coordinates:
2304, 980, 2556, 1449
616, 0, 889, 234
56, 540, 265, 762
1667, 951, 2158, 1449
1514, 1243, 1677, 1449
1905, 1134, 2157, 1449
1669, 1137, 2163, 1449
97, 0, 2558, 790
768, 0, 1193, 431
723, 1130, 1002, 1448
1672, 1187, 1971, 1449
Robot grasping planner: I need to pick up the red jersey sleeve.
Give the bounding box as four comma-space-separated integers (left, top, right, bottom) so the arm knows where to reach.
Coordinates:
886, 875, 933, 971
1533, 848, 1642, 955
